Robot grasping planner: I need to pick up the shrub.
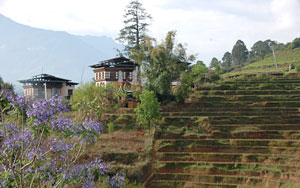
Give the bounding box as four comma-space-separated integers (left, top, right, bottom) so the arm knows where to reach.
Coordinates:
108, 121, 116, 134
0, 90, 125, 188
135, 90, 161, 133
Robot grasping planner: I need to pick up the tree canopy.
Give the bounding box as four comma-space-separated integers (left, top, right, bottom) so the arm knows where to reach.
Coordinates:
289, 37, 300, 50
131, 31, 193, 101
250, 40, 272, 60
221, 51, 232, 71
135, 89, 161, 131
117, 0, 152, 54
231, 40, 249, 66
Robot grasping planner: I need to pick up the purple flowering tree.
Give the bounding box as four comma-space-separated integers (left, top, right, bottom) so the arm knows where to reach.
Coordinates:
0, 90, 125, 188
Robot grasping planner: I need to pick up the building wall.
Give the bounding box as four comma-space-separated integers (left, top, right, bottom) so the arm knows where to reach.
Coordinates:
93, 67, 138, 86
23, 83, 75, 100
61, 83, 75, 98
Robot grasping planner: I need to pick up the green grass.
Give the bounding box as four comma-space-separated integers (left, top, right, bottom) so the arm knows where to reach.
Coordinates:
223, 48, 300, 77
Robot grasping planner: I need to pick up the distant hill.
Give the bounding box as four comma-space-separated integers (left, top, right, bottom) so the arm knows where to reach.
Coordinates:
0, 14, 123, 90
223, 48, 300, 78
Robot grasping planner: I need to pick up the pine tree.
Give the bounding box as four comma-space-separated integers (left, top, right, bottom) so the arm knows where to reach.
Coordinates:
117, 0, 152, 54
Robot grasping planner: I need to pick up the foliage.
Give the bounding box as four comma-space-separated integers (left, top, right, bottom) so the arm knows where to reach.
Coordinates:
223, 48, 300, 77
173, 72, 193, 104
117, 0, 152, 54
71, 82, 125, 120
0, 75, 13, 91
135, 90, 161, 132
221, 51, 233, 73
131, 31, 194, 102
190, 61, 208, 88
0, 76, 14, 122
288, 37, 300, 50
231, 40, 249, 66
0, 90, 125, 188
108, 122, 116, 134
210, 57, 221, 70
209, 57, 221, 75
250, 40, 272, 60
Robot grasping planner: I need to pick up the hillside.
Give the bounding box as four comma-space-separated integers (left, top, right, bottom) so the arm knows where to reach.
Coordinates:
0, 14, 123, 88
146, 76, 300, 188
224, 48, 300, 78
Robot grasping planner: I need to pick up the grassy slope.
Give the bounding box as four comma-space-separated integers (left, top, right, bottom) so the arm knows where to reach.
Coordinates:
223, 48, 300, 77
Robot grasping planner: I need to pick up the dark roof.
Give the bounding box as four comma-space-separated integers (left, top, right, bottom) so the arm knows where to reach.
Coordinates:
89, 57, 137, 69
19, 74, 78, 85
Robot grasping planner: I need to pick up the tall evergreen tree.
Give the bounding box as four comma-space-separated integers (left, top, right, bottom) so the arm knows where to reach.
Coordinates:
231, 40, 248, 66
117, 0, 152, 54
221, 51, 232, 70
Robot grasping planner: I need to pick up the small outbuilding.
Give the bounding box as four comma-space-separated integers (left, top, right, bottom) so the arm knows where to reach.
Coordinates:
19, 74, 78, 100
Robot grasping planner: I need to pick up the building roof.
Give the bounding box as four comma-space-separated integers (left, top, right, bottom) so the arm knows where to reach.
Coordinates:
89, 57, 137, 69
19, 74, 78, 85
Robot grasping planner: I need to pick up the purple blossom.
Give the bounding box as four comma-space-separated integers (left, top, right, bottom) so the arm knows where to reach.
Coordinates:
27, 95, 68, 126
62, 158, 125, 188
82, 119, 103, 133
50, 116, 76, 138
48, 138, 73, 153
106, 173, 126, 188
0, 122, 34, 153
50, 117, 103, 144
1, 90, 32, 111
0, 92, 124, 187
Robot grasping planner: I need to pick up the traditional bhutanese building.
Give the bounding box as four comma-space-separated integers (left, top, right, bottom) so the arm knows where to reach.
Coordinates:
89, 57, 139, 86
19, 74, 78, 100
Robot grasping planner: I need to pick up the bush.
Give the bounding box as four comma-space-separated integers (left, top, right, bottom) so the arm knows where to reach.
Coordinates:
108, 122, 115, 134
0, 90, 125, 187
135, 90, 161, 132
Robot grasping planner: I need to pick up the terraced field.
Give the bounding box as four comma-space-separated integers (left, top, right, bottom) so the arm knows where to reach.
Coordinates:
146, 77, 300, 188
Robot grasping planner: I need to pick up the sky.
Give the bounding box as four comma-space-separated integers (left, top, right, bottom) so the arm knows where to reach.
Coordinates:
0, 0, 300, 64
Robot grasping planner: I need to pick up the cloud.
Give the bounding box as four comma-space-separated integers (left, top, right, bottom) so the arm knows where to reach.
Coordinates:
0, 0, 300, 64
271, 0, 300, 30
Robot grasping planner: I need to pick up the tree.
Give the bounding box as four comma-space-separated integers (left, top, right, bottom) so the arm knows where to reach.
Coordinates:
174, 72, 193, 104
209, 57, 221, 73
191, 61, 208, 88
135, 90, 161, 132
231, 40, 248, 66
288, 37, 300, 50
0, 90, 125, 187
117, 0, 152, 54
0, 75, 13, 91
131, 31, 193, 101
250, 40, 272, 60
221, 51, 232, 71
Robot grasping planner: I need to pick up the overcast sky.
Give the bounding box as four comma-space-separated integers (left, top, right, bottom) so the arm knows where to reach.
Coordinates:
1, 0, 300, 64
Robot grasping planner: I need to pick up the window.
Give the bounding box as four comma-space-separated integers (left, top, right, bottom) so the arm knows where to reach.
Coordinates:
105, 71, 110, 79
101, 72, 103, 80
123, 72, 126, 80
115, 71, 119, 80
129, 72, 133, 80
97, 72, 100, 80
52, 88, 60, 96
68, 89, 73, 96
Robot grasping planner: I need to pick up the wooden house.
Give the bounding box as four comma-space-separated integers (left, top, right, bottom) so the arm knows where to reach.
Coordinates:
19, 74, 78, 100
89, 57, 139, 86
